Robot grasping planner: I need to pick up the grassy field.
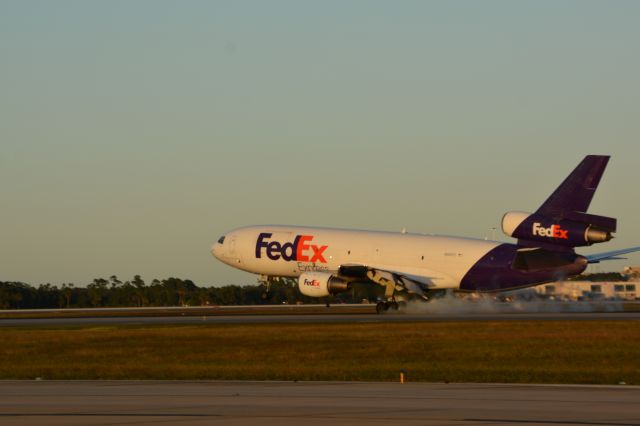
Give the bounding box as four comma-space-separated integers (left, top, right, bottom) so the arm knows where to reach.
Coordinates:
1, 321, 639, 384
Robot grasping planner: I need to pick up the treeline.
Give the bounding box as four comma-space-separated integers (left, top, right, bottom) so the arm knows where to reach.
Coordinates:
0, 272, 627, 310
0, 275, 380, 309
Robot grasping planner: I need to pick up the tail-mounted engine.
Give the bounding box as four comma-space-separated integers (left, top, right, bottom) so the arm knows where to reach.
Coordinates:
502, 211, 615, 248
298, 272, 351, 298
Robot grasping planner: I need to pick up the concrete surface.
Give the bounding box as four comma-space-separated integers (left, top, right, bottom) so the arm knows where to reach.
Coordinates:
0, 381, 638, 425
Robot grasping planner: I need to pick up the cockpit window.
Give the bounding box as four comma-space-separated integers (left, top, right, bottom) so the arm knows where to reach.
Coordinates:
217, 236, 225, 244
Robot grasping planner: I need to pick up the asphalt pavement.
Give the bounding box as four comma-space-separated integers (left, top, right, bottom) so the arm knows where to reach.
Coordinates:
0, 380, 638, 425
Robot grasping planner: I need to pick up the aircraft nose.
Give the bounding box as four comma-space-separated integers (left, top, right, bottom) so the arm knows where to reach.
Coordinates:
211, 242, 222, 260
212, 234, 228, 260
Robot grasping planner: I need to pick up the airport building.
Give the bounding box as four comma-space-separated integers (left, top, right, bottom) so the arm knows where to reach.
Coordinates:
531, 266, 640, 301
535, 280, 638, 301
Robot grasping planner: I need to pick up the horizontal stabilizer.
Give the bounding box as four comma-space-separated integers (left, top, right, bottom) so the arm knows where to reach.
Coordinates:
585, 246, 640, 264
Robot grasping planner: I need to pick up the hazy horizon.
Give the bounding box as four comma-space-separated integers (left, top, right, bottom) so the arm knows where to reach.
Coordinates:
2, 1, 639, 287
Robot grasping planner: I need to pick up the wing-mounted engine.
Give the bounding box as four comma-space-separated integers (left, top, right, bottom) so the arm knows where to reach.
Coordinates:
298, 272, 351, 298
502, 211, 615, 248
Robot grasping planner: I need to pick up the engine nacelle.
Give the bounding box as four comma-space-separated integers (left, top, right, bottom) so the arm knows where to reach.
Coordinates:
502, 211, 613, 247
298, 272, 350, 298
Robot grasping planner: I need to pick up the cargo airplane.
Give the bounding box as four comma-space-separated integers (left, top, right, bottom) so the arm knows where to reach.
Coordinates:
212, 155, 639, 313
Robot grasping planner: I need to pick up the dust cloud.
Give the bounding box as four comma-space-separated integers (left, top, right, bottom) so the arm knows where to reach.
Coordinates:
402, 293, 624, 315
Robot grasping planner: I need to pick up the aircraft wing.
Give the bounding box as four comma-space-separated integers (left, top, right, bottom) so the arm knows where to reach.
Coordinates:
338, 264, 438, 300
584, 246, 640, 263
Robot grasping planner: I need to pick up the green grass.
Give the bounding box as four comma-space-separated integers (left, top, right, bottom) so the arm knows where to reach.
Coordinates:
1, 321, 639, 384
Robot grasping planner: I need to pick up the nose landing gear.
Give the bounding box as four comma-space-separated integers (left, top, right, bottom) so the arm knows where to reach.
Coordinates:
258, 275, 275, 301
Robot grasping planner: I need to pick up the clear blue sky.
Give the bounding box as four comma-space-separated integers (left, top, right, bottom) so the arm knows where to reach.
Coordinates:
1, 1, 639, 287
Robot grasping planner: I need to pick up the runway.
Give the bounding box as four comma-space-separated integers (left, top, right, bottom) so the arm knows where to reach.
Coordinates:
0, 380, 638, 425
1, 311, 640, 326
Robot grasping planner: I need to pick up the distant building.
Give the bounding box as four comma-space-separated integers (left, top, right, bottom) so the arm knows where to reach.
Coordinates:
535, 281, 638, 301
623, 266, 640, 279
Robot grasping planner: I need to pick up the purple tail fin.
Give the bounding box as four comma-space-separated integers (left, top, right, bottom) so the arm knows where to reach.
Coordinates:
536, 155, 610, 218
509, 155, 616, 252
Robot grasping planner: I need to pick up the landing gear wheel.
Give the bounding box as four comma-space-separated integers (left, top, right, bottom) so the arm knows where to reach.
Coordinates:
376, 302, 389, 314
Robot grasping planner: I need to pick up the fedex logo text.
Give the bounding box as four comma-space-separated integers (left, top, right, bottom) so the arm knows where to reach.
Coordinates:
303, 279, 320, 287
532, 222, 569, 239
255, 233, 328, 263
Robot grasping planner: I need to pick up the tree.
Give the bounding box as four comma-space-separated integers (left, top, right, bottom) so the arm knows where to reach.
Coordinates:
60, 283, 74, 308
131, 275, 147, 307
87, 278, 108, 307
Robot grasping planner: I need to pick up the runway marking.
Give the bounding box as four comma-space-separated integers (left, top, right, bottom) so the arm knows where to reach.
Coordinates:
466, 419, 640, 426
3, 413, 636, 425
0, 413, 220, 417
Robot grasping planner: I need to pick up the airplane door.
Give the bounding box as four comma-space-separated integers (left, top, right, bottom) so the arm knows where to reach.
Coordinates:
224, 235, 241, 265
227, 235, 237, 257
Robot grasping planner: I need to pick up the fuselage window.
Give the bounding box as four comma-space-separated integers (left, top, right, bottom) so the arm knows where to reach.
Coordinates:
218, 236, 226, 244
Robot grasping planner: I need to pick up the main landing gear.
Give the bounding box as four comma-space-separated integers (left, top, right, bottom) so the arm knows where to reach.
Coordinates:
376, 300, 400, 314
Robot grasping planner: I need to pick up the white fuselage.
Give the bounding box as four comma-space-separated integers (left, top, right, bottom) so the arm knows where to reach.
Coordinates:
212, 225, 501, 290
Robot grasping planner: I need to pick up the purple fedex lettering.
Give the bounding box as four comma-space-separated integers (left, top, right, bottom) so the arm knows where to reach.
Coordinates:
256, 233, 301, 261
267, 241, 282, 259
256, 233, 274, 259
255, 232, 328, 263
